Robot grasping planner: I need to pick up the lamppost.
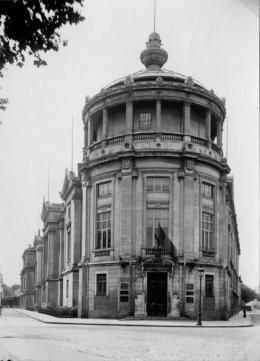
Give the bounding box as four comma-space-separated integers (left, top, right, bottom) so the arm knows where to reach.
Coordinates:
197, 267, 204, 326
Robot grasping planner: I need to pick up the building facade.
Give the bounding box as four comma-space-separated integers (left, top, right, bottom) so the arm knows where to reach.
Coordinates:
21, 32, 240, 320
20, 245, 36, 309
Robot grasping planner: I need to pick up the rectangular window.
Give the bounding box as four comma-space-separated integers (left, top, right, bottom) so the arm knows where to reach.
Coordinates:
67, 229, 71, 262
202, 182, 214, 198
97, 182, 112, 197
201, 212, 214, 250
120, 282, 129, 303
186, 283, 194, 303
147, 177, 170, 192
205, 275, 214, 297
96, 274, 107, 296
146, 207, 169, 246
96, 210, 112, 249
139, 113, 152, 130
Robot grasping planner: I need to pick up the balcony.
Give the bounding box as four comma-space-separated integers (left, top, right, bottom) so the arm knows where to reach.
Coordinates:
85, 132, 222, 161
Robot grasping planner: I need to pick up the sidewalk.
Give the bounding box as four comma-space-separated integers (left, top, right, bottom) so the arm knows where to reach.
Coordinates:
14, 308, 253, 328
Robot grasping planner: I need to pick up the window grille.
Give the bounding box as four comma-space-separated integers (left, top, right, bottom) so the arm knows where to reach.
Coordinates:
201, 212, 214, 250
147, 177, 170, 192
202, 183, 214, 198
139, 113, 152, 130
96, 211, 111, 249
185, 283, 194, 303
120, 282, 129, 302
146, 208, 169, 246
97, 182, 112, 197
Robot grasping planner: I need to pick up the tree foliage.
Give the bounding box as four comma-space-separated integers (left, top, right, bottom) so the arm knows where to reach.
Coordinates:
0, 0, 85, 74
0, 0, 85, 111
241, 283, 260, 304
2, 283, 21, 297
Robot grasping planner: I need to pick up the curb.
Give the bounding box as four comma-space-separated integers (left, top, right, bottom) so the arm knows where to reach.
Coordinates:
14, 309, 253, 328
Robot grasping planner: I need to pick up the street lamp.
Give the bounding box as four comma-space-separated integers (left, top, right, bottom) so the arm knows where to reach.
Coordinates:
197, 266, 204, 326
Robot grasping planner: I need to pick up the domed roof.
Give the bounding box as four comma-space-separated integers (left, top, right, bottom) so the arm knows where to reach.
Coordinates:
103, 68, 206, 91
103, 32, 206, 91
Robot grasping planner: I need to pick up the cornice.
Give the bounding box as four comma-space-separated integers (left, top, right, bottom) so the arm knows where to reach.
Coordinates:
82, 81, 225, 121
85, 148, 229, 174
60, 171, 82, 202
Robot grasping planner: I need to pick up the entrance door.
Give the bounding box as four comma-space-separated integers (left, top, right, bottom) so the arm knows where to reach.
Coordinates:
147, 272, 167, 316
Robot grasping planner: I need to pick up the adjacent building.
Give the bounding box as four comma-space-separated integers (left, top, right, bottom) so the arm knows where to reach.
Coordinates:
20, 244, 36, 309
21, 32, 241, 320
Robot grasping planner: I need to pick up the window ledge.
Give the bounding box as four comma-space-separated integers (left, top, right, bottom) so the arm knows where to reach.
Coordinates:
94, 249, 113, 257
201, 250, 216, 257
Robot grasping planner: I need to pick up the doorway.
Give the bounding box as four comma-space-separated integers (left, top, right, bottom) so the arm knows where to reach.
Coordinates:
147, 272, 167, 316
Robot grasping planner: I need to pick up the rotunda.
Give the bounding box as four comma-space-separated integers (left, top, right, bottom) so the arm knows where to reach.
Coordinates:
75, 32, 240, 320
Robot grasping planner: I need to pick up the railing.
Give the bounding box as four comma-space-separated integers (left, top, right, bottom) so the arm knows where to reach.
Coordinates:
191, 136, 207, 146
211, 142, 222, 155
133, 133, 156, 141
87, 132, 222, 156
161, 133, 183, 141
89, 140, 102, 152
107, 135, 124, 145
145, 248, 167, 256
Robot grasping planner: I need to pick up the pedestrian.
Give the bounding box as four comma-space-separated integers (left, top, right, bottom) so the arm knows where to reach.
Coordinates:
242, 303, 247, 318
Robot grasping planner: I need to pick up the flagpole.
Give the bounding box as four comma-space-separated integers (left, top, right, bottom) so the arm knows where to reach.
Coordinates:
47, 163, 50, 203
71, 116, 74, 172
226, 115, 229, 161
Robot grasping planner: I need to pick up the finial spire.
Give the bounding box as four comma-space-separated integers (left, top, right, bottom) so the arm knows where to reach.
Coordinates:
153, 0, 156, 33
140, 32, 168, 70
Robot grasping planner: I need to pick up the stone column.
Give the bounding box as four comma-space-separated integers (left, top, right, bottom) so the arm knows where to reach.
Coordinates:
87, 116, 91, 145
102, 108, 108, 139
84, 124, 88, 148
156, 99, 161, 130
205, 110, 211, 141
183, 102, 191, 142
217, 119, 222, 147
81, 179, 87, 262
126, 101, 134, 133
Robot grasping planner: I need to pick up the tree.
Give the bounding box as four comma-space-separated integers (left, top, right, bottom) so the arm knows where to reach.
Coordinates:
0, 0, 85, 110
2, 283, 12, 297
241, 284, 260, 304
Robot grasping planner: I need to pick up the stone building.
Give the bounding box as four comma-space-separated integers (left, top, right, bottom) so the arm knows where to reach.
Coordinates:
20, 245, 36, 309
34, 232, 44, 308
40, 201, 64, 308
21, 32, 240, 320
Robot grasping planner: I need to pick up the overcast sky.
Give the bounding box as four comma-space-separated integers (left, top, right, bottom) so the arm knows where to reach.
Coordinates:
0, 0, 258, 289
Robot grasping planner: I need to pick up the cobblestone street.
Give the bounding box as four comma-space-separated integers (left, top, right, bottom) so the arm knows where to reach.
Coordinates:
0, 309, 260, 361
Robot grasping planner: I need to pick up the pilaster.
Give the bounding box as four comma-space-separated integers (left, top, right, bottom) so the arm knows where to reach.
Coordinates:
102, 108, 108, 139
183, 102, 191, 142
126, 101, 133, 133
156, 99, 161, 130
205, 110, 211, 141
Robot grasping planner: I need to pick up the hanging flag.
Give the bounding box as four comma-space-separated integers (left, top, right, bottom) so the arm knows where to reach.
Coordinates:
154, 223, 177, 259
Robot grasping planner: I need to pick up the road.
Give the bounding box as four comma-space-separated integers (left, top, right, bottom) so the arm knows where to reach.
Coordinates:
0, 308, 260, 361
